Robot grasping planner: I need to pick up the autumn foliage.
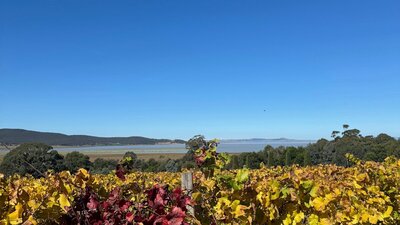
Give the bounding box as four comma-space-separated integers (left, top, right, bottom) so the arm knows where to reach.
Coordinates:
0, 141, 400, 224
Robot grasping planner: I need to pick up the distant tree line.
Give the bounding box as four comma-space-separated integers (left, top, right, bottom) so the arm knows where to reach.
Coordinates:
1, 125, 399, 177
0, 141, 197, 178
226, 125, 400, 169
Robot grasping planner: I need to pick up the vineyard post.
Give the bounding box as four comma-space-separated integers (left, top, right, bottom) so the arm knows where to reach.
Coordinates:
181, 172, 194, 216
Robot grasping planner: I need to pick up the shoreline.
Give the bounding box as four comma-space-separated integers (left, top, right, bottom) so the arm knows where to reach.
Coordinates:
0, 142, 186, 150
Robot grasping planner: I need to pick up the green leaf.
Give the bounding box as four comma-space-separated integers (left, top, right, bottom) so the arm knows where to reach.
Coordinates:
236, 169, 249, 183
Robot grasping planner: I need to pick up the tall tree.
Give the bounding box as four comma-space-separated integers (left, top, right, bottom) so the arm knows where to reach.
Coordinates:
303, 150, 311, 166
0, 143, 65, 178
267, 150, 274, 167
285, 151, 290, 166
64, 151, 92, 173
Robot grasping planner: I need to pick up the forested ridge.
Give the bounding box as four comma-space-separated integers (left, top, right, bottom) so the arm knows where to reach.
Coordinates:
0, 129, 185, 146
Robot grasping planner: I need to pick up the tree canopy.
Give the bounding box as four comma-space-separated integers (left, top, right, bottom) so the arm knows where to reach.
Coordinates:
0, 143, 65, 178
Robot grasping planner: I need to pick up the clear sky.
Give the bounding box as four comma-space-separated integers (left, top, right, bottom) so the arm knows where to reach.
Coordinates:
1, 1, 399, 140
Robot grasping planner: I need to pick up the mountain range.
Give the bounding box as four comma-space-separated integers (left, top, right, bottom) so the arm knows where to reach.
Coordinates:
0, 129, 186, 146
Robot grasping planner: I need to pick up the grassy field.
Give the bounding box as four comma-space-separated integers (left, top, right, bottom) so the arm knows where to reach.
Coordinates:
80, 152, 185, 161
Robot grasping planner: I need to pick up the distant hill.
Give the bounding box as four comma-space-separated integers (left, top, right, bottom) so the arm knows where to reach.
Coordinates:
220, 138, 314, 143
0, 129, 186, 146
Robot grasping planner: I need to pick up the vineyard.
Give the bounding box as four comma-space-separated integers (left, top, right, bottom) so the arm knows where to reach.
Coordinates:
1, 143, 400, 224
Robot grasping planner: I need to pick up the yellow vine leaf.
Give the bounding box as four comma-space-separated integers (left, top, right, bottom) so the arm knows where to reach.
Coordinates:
353, 181, 362, 189
256, 191, 263, 203
350, 214, 360, 224
309, 185, 319, 197
320, 218, 333, 225
308, 214, 319, 225
293, 211, 305, 223
383, 206, 393, 218
78, 168, 89, 177
247, 216, 252, 224
24, 215, 38, 225
63, 183, 72, 194
192, 191, 201, 201
235, 168, 249, 183
361, 212, 369, 222
7, 203, 23, 225
333, 188, 341, 196
233, 204, 247, 218
369, 214, 378, 224
282, 214, 292, 225
312, 197, 325, 211
59, 194, 71, 211
203, 179, 215, 190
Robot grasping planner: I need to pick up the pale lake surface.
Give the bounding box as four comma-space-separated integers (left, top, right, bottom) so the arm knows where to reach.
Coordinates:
52, 140, 314, 154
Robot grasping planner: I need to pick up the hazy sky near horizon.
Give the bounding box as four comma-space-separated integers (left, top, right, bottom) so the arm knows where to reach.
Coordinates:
1, 1, 399, 140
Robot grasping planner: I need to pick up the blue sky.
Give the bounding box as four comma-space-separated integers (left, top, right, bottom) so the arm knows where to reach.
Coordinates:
1, 1, 399, 140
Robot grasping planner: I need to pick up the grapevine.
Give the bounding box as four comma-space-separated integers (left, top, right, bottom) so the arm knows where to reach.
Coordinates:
0, 145, 399, 224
